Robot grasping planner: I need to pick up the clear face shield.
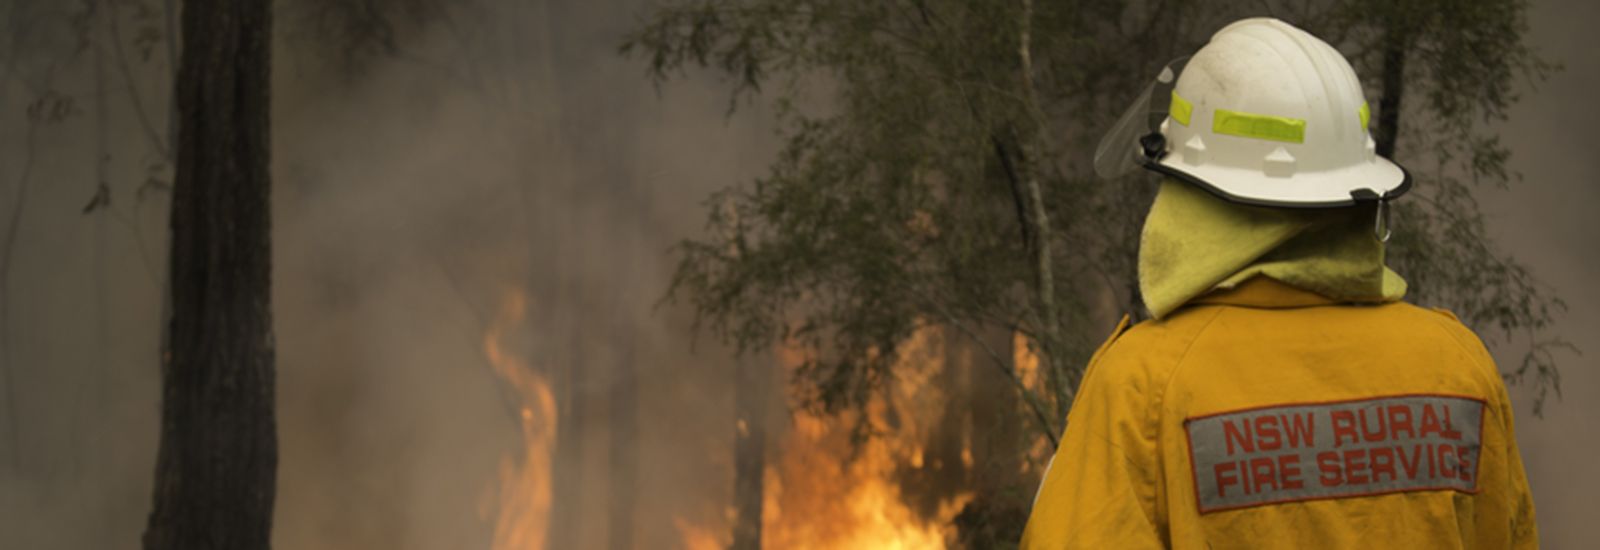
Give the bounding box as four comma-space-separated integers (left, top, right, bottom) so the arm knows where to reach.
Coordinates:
1092, 56, 1190, 179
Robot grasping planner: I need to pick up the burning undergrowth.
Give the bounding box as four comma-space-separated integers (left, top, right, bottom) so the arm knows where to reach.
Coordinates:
676, 326, 978, 549
481, 290, 559, 550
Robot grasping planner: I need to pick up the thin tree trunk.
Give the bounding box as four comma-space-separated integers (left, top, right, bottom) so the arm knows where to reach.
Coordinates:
142, 0, 276, 547
607, 318, 639, 550
730, 353, 769, 550
1016, 0, 1069, 422
1375, 20, 1409, 160
0, 81, 43, 470
0, 6, 33, 469
607, 196, 643, 550
607, 203, 642, 550
77, 0, 112, 482
546, 281, 588, 550
602, 93, 643, 550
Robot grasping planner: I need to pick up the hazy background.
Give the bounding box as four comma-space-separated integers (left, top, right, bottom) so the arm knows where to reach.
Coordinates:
0, 0, 1593, 548
1487, 0, 1600, 543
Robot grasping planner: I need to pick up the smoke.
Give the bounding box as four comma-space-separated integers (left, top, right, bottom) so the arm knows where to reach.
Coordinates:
1, 0, 1595, 548
1, 0, 779, 548
1482, 1, 1600, 548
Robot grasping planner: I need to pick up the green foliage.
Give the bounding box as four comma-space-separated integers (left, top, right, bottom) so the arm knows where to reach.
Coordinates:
633, 0, 1572, 467
638, 2, 1058, 434
631, 0, 1226, 442
1299, 0, 1571, 414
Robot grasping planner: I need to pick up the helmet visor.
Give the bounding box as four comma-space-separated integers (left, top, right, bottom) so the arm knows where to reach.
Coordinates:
1092, 56, 1190, 179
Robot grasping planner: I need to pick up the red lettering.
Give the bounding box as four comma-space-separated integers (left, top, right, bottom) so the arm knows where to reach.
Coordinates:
1251, 457, 1278, 493
1442, 406, 1463, 440
1358, 407, 1388, 442
1438, 445, 1456, 479
1387, 405, 1415, 440
1398, 444, 1423, 479
1215, 461, 1240, 497
1426, 443, 1437, 477
1457, 446, 1473, 482
1332, 410, 1360, 448
1224, 419, 1254, 455
1284, 413, 1315, 448
1318, 452, 1342, 487
1343, 449, 1369, 484
1280, 454, 1304, 490
1240, 460, 1253, 494
1419, 406, 1444, 438
1255, 416, 1282, 451
1370, 447, 1398, 483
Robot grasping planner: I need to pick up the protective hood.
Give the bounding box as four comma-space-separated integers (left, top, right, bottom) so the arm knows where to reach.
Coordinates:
1138, 177, 1406, 319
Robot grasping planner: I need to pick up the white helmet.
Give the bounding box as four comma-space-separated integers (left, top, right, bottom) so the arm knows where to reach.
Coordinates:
1105, 18, 1410, 207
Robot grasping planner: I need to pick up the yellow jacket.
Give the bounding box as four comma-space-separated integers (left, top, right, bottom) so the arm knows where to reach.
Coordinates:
1021, 277, 1538, 549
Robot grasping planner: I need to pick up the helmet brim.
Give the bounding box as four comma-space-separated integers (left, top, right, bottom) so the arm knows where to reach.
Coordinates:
1144, 150, 1412, 208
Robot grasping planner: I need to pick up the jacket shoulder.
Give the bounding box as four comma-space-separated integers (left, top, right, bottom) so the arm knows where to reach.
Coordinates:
1084, 307, 1227, 386
1391, 303, 1500, 377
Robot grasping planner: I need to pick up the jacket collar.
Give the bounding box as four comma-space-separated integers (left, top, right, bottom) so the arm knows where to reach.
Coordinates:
1189, 276, 1342, 309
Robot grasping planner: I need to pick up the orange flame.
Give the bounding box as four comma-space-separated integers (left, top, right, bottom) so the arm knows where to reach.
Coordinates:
1012, 331, 1054, 475
678, 326, 973, 549
675, 516, 729, 550
484, 290, 558, 550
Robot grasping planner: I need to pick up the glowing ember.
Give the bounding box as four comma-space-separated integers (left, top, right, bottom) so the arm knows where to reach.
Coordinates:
483, 290, 558, 550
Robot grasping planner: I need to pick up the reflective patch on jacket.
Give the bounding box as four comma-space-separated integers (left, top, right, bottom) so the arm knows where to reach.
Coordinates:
1185, 394, 1485, 514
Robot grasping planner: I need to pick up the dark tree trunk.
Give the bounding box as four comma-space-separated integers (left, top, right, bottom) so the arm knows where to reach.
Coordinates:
607, 324, 639, 550
142, 0, 276, 548
1375, 20, 1409, 160
602, 95, 642, 550
730, 354, 770, 550
975, 330, 1023, 479
546, 286, 588, 550
534, 0, 647, 546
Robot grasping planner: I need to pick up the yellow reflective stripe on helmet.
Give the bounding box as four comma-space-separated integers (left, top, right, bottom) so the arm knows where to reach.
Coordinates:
1171, 91, 1193, 126
1359, 102, 1371, 129
1212, 108, 1306, 143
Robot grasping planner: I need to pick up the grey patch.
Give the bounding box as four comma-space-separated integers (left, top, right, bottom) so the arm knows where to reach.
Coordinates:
1185, 395, 1484, 514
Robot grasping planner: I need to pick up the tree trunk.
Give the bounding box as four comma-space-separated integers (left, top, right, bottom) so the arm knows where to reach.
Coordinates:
546, 284, 588, 550
730, 353, 770, 550
607, 312, 639, 550
142, 0, 276, 548
1375, 20, 1409, 160
1017, 0, 1069, 424
534, 1, 647, 546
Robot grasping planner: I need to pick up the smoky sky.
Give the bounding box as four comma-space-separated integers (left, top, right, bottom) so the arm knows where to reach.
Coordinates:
1483, 0, 1600, 547
1, 0, 1596, 549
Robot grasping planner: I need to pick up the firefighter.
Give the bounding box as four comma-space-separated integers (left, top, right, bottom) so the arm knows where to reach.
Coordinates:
1021, 18, 1537, 549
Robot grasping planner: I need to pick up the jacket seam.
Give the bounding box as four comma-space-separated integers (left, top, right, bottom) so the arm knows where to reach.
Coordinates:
1156, 306, 1227, 404
1149, 306, 1225, 533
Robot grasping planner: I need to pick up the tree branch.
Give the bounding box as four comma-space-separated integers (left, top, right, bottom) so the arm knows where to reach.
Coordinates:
1017, 0, 1068, 419
0, 114, 42, 470
931, 304, 1059, 448
107, 0, 171, 159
